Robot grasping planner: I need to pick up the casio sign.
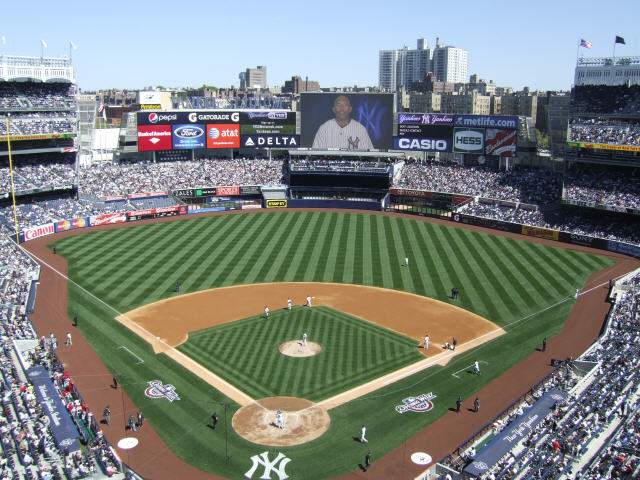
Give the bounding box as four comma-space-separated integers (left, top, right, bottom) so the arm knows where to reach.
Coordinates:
454, 130, 483, 150
175, 126, 204, 138
398, 138, 448, 151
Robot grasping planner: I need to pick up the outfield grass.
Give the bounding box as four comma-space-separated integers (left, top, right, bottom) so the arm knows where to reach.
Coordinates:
178, 306, 423, 401
50, 211, 616, 479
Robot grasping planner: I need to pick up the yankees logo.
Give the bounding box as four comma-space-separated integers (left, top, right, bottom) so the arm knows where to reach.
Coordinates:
245, 451, 290, 480
395, 393, 437, 413
347, 136, 360, 150
144, 380, 180, 402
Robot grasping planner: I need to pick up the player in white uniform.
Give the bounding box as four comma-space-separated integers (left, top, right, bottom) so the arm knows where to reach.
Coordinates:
275, 410, 284, 429
264, 306, 269, 318
424, 334, 429, 350
306, 296, 312, 307
287, 298, 292, 310
312, 96, 374, 150
302, 332, 307, 346
474, 360, 481, 375
405, 257, 409, 267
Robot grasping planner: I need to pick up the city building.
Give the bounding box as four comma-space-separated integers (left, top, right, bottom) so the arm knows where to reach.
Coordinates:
283, 76, 320, 94
379, 38, 467, 92
239, 65, 267, 89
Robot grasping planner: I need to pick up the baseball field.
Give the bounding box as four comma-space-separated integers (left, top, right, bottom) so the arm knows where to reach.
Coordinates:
36, 210, 620, 479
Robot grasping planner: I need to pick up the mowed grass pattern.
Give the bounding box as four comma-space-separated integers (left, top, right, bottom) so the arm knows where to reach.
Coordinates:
57, 211, 614, 328
178, 306, 423, 402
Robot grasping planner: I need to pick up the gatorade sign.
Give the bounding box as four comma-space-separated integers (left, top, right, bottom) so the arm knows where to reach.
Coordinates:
453, 128, 484, 154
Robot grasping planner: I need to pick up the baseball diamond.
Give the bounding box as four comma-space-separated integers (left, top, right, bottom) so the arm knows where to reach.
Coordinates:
25, 209, 632, 480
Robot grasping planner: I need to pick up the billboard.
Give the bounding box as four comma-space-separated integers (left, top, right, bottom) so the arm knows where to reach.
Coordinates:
207, 124, 240, 149
137, 125, 172, 151
300, 93, 393, 150
172, 124, 206, 149
239, 111, 296, 135
394, 123, 453, 152
485, 128, 516, 157
137, 111, 240, 125
453, 128, 484, 154
566, 141, 640, 153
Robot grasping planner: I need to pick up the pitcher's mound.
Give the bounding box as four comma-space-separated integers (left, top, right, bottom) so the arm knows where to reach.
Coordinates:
279, 340, 321, 357
232, 397, 330, 446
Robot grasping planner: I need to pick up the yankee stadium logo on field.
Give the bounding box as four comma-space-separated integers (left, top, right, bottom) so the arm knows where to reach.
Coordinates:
395, 393, 437, 413
145, 380, 181, 402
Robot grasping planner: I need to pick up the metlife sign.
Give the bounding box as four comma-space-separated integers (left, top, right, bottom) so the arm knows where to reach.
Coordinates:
454, 115, 518, 130
453, 128, 484, 154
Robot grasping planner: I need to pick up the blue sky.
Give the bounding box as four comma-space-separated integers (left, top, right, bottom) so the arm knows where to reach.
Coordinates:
1, 0, 637, 92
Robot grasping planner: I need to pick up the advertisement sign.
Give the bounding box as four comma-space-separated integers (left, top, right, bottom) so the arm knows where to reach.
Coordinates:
300, 93, 393, 150
127, 205, 186, 221
454, 115, 518, 130
206, 124, 240, 149
266, 199, 287, 208
137, 111, 239, 125
139, 104, 162, 110
485, 129, 517, 157
172, 124, 205, 149
105, 195, 126, 202
216, 186, 240, 196
239, 185, 261, 195
453, 128, 484, 154
566, 141, 640, 153
394, 123, 452, 151
239, 111, 296, 135
129, 191, 168, 199
23, 223, 55, 241
172, 188, 195, 197
139, 91, 161, 104
137, 125, 172, 151
90, 213, 127, 226
55, 218, 89, 233
521, 225, 559, 241
241, 135, 299, 148
0, 133, 75, 142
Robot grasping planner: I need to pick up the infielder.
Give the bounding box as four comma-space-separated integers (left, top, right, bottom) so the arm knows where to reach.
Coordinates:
312, 95, 374, 150
275, 410, 284, 429
306, 296, 312, 307
575, 288, 580, 299
264, 306, 269, 318
302, 332, 307, 346
287, 298, 292, 310
424, 334, 429, 350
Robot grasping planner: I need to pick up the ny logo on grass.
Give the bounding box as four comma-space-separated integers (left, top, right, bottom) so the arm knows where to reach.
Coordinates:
245, 451, 291, 480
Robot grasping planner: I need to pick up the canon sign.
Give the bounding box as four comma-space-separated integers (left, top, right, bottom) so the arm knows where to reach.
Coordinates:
24, 223, 55, 241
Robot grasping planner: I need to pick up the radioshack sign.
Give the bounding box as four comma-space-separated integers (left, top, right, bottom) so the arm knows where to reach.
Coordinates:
453, 128, 484, 154
23, 223, 55, 241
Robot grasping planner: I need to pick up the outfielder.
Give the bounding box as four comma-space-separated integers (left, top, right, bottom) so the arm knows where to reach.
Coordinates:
474, 360, 481, 375
405, 257, 409, 267
360, 424, 368, 443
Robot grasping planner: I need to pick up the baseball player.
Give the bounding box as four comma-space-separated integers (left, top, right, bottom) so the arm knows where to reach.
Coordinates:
575, 288, 580, 299
65, 332, 72, 346
306, 296, 312, 307
360, 424, 368, 443
287, 298, 292, 310
474, 360, 481, 375
312, 95, 374, 150
264, 306, 269, 318
275, 410, 284, 429
452, 337, 457, 350
405, 257, 409, 267
302, 332, 307, 346
424, 334, 429, 350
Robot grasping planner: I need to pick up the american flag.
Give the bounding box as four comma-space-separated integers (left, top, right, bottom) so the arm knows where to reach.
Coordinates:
580, 39, 592, 49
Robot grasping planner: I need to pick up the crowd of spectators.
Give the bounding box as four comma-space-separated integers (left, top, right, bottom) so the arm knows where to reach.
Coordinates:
0, 232, 124, 479
564, 164, 640, 210
442, 271, 640, 479
0, 154, 77, 196
78, 157, 285, 197
571, 84, 640, 115
394, 161, 562, 205
569, 117, 640, 147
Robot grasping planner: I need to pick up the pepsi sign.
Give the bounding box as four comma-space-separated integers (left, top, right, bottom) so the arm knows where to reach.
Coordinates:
172, 124, 205, 149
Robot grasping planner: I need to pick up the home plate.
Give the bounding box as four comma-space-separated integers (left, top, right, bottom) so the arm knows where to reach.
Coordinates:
411, 452, 432, 465
117, 437, 139, 449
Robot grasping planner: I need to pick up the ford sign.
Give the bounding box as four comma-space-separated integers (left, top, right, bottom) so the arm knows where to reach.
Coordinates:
175, 126, 204, 138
